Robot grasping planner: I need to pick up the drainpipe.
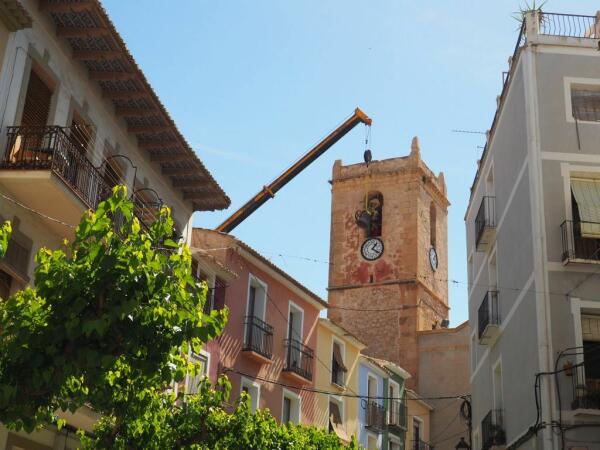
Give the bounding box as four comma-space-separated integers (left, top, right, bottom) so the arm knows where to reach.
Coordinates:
524, 9, 558, 450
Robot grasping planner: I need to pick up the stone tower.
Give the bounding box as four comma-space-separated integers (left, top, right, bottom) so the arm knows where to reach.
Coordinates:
327, 137, 449, 390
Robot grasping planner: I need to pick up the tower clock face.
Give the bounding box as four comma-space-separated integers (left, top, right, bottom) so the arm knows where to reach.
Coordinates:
361, 238, 384, 261
429, 247, 439, 271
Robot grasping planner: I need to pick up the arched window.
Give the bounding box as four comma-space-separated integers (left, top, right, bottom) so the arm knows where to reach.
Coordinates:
430, 202, 436, 248
367, 192, 383, 237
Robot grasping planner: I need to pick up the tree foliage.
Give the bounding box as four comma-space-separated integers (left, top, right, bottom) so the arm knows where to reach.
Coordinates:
0, 187, 355, 449
0, 220, 10, 259
81, 377, 358, 450
0, 186, 227, 431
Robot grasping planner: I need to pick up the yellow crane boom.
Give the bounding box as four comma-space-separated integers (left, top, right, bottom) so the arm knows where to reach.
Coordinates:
215, 107, 372, 233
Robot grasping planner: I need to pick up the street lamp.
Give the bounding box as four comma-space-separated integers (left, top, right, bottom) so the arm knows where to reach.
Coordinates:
455, 437, 470, 450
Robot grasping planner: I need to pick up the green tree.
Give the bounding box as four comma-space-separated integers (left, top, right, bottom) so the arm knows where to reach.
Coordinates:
0, 187, 355, 449
81, 377, 357, 450
0, 186, 227, 431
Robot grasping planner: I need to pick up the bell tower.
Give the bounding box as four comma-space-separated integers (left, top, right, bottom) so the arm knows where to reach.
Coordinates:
327, 137, 449, 389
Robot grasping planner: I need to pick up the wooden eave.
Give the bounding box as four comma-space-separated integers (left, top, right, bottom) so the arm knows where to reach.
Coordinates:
0, 0, 33, 31
41, 0, 230, 212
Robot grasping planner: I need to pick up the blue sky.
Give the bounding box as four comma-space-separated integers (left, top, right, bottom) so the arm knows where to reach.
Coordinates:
104, 1, 599, 325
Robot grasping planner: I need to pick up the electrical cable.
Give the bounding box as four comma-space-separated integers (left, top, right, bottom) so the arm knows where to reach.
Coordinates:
221, 366, 467, 402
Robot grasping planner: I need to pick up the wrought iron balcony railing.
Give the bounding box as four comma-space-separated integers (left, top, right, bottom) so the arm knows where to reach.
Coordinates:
561, 220, 600, 263
539, 12, 599, 39
570, 360, 600, 410
243, 315, 274, 360
481, 409, 506, 450
475, 196, 496, 251
2, 126, 111, 210
283, 338, 313, 381
412, 440, 433, 450
387, 399, 407, 430
1, 126, 162, 231
478, 290, 500, 342
365, 401, 386, 432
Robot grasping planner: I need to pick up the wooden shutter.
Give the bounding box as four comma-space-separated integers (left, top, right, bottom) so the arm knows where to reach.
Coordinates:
572, 89, 600, 122
332, 342, 347, 371
21, 70, 52, 127
582, 315, 600, 342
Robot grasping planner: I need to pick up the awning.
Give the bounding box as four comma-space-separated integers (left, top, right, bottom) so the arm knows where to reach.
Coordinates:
571, 178, 600, 238
582, 315, 600, 342
329, 401, 350, 444
332, 343, 347, 372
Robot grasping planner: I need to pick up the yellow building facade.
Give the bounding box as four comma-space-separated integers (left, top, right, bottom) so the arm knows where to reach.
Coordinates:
406, 389, 433, 449
315, 318, 366, 444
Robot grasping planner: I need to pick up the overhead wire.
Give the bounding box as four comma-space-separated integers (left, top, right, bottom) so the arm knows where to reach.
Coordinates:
3, 191, 600, 311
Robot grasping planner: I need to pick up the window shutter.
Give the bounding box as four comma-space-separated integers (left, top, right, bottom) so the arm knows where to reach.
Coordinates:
571, 178, 600, 237
21, 70, 52, 127
582, 315, 600, 342
572, 89, 600, 122
332, 342, 347, 372
329, 400, 342, 425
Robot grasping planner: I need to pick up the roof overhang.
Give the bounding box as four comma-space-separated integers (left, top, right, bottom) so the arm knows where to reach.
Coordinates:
0, 0, 32, 31
38, 0, 230, 212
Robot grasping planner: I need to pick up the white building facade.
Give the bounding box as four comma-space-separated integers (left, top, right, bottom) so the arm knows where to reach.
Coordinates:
467, 10, 600, 450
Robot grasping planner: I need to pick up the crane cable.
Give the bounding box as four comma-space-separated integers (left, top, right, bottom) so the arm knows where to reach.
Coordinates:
364, 124, 372, 211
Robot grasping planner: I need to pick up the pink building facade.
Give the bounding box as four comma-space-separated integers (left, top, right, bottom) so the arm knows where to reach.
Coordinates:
192, 228, 327, 425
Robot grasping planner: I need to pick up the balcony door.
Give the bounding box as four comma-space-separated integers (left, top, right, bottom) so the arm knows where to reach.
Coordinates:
21, 68, 52, 127
245, 276, 266, 349
10, 68, 54, 163
287, 302, 304, 369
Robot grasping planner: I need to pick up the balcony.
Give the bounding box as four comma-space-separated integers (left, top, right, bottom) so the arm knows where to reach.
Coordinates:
481, 409, 506, 450
365, 400, 386, 433
242, 315, 274, 363
561, 220, 600, 264
570, 359, 600, 411
283, 338, 313, 382
412, 440, 433, 450
478, 291, 500, 345
475, 196, 496, 252
0, 126, 111, 235
387, 399, 407, 431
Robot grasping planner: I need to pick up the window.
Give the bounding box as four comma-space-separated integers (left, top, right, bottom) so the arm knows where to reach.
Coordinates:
367, 192, 383, 237
581, 314, 600, 406
571, 178, 600, 237
329, 395, 344, 432
388, 380, 404, 427
240, 377, 260, 413
185, 351, 208, 395
245, 276, 267, 346
70, 111, 94, 154
287, 302, 304, 342
331, 340, 347, 386
389, 439, 401, 450
413, 417, 422, 446
368, 374, 378, 399
0, 270, 11, 299
571, 85, 600, 122
282, 389, 300, 424
488, 250, 497, 289
20, 67, 53, 127
429, 202, 436, 248
493, 360, 503, 411
102, 154, 126, 189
